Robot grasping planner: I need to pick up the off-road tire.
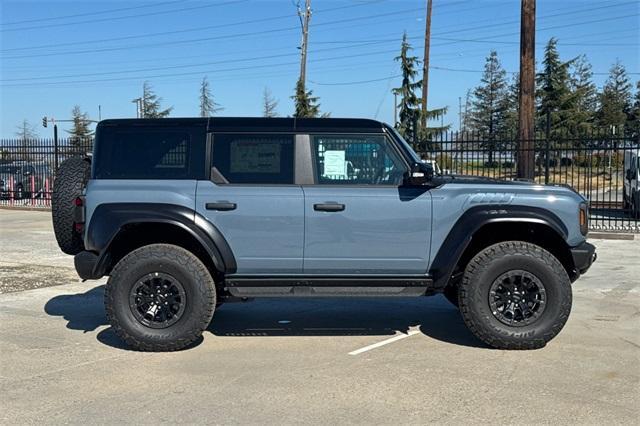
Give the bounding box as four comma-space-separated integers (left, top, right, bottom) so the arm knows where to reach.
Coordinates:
459, 241, 572, 350
105, 244, 216, 352
51, 157, 90, 255
443, 284, 459, 307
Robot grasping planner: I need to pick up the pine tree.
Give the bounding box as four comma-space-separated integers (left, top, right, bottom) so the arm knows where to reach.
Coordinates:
66, 105, 94, 149
536, 38, 575, 138
15, 119, 38, 141
292, 79, 323, 118
629, 80, 640, 137
468, 50, 509, 165
199, 77, 222, 117
502, 73, 520, 136
597, 60, 632, 134
141, 81, 173, 118
568, 55, 597, 135
392, 33, 422, 149
14, 119, 38, 161
262, 87, 279, 118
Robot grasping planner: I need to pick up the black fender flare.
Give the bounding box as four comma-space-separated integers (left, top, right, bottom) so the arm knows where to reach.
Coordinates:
429, 205, 568, 290
85, 203, 237, 277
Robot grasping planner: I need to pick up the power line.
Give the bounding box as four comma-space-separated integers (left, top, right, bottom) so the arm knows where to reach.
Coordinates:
0, 0, 248, 33
1, 8, 423, 60
0, 0, 183, 26
0, 0, 390, 52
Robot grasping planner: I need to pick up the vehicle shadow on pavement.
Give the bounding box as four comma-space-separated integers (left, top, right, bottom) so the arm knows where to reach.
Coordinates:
43, 285, 488, 350
44, 284, 108, 333
208, 296, 489, 349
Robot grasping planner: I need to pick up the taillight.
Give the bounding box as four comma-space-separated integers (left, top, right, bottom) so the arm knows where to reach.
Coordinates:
579, 202, 588, 236
74, 197, 83, 207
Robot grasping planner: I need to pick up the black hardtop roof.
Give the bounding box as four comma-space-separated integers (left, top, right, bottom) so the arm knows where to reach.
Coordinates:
97, 117, 388, 133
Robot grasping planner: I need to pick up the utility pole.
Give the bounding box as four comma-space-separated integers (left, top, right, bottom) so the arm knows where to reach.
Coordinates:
132, 98, 142, 118
420, 0, 433, 131
297, 0, 312, 91
517, 0, 536, 180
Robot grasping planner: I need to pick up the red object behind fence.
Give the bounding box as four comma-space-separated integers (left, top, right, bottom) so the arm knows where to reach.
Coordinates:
30, 175, 35, 206
45, 178, 50, 207
8, 176, 14, 206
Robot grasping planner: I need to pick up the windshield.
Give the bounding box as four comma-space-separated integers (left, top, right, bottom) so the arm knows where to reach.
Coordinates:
387, 126, 422, 164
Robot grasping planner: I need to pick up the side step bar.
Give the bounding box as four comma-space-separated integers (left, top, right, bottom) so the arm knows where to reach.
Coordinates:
224, 276, 432, 298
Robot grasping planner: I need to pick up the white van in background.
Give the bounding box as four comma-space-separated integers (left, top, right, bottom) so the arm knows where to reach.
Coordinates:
623, 147, 640, 219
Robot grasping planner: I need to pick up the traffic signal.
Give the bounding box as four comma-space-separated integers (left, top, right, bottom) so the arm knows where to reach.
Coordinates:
42, 116, 47, 128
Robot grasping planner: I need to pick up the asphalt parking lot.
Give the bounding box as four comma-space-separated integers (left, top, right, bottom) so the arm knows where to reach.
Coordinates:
0, 209, 639, 424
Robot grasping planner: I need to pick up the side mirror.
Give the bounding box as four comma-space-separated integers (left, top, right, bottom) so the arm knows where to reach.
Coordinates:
404, 162, 433, 186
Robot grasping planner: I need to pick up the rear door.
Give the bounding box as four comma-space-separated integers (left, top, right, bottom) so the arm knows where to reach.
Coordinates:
302, 133, 432, 275
195, 133, 304, 275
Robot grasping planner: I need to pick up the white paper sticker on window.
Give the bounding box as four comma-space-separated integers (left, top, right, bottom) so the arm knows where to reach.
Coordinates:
323, 150, 346, 177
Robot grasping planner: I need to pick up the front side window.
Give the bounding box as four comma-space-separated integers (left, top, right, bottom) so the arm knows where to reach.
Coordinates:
211, 134, 294, 184
311, 135, 407, 185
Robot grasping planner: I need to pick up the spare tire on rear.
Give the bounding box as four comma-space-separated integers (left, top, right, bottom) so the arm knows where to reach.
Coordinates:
52, 157, 90, 255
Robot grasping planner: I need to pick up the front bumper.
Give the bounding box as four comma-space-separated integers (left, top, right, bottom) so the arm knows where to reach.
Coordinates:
570, 241, 597, 275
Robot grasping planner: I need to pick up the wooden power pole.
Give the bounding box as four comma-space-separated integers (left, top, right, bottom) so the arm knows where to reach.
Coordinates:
297, 0, 312, 91
420, 0, 433, 131
517, 0, 536, 180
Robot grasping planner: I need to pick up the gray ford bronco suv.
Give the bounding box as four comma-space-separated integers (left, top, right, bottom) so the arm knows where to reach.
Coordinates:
51, 117, 596, 351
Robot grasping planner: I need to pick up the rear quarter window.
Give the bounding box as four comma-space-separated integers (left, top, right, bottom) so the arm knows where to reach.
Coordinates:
93, 127, 205, 179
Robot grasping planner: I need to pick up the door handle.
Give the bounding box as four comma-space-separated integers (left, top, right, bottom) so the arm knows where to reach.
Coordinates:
206, 202, 237, 211
314, 203, 345, 212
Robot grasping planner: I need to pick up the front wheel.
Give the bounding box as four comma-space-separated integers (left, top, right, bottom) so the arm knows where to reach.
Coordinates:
459, 241, 572, 350
105, 244, 216, 351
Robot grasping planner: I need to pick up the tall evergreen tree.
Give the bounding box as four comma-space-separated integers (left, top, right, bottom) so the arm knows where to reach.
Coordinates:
536, 38, 575, 138
262, 87, 279, 118
14, 119, 38, 161
66, 105, 94, 149
141, 81, 173, 118
15, 119, 38, 141
629, 80, 640, 137
199, 77, 222, 117
597, 60, 632, 134
568, 55, 597, 134
502, 73, 520, 135
392, 33, 422, 149
468, 50, 509, 164
292, 79, 323, 118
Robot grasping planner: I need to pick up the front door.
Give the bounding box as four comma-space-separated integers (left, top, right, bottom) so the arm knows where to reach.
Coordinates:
196, 133, 304, 275
303, 134, 432, 275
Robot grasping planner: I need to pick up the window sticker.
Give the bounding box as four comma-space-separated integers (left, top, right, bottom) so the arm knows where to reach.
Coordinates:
230, 141, 281, 174
323, 150, 347, 177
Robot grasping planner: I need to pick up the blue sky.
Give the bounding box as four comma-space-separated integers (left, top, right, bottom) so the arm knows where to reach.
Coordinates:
1, 0, 638, 138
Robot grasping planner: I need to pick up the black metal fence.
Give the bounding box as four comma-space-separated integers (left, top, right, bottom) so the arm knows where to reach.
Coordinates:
418, 130, 639, 233
1, 133, 638, 233
0, 138, 92, 208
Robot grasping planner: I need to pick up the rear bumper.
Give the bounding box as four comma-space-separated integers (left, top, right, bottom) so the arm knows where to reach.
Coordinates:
571, 241, 597, 275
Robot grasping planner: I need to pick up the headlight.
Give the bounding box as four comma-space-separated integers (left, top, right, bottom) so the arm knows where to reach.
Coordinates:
579, 202, 588, 236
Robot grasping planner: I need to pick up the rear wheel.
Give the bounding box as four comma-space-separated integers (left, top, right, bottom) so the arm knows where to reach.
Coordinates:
459, 241, 572, 350
51, 157, 90, 255
105, 244, 216, 351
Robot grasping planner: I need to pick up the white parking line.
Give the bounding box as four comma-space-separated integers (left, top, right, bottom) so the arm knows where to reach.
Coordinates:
348, 329, 421, 356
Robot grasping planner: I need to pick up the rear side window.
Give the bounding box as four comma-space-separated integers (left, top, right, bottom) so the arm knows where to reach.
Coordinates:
211, 134, 294, 184
94, 127, 205, 179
